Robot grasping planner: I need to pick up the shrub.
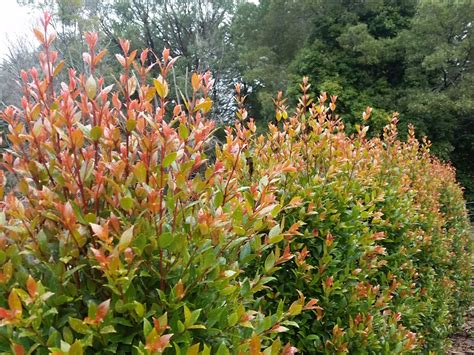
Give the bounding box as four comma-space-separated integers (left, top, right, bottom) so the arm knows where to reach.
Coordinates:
0, 13, 310, 354
246, 79, 472, 353
0, 13, 471, 355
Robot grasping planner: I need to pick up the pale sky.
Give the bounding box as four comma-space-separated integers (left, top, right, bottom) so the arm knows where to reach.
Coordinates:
0, 0, 38, 60
0, 0, 261, 60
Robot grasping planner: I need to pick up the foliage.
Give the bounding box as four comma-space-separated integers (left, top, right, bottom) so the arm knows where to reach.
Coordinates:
9, 1, 474, 211
0, 9, 472, 355
245, 81, 472, 353
0, 14, 307, 354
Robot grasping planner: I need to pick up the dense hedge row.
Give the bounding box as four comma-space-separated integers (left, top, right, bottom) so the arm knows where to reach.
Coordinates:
247, 81, 472, 353
0, 16, 471, 354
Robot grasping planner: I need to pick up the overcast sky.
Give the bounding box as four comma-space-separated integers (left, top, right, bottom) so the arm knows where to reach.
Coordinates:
0, 0, 260, 60
0, 0, 38, 60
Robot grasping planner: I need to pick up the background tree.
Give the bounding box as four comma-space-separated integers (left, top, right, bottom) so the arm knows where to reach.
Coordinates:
97, 0, 238, 117
229, 0, 314, 121
399, 1, 474, 209
287, 0, 473, 215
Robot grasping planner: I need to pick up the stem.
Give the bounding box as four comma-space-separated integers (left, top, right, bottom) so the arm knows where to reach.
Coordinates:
222, 146, 242, 207
158, 96, 166, 291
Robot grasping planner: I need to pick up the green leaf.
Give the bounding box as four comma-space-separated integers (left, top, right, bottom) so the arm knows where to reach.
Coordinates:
47, 327, 61, 347
202, 344, 211, 355
133, 162, 147, 183
220, 285, 237, 295
126, 118, 136, 132
264, 252, 275, 272
134, 302, 144, 317
184, 305, 192, 327
37, 229, 48, 255
214, 191, 223, 207
119, 226, 134, 251
163, 152, 177, 168
143, 318, 152, 336
269, 224, 281, 238
100, 325, 116, 334
85, 75, 97, 100
228, 313, 238, 327
194, 98, 213, 113
120, 197, 134, 211
153, 76, 169, 98
60, 341, 70, 353
159, 232, 173, 248
69, 318, 89, 335
69, 340, 83, 355
90, 126, 103, 141
271, 204, 282, 217
190, 309, 202, 326
186, 343, 200, 355
179, 123, 189, 140
216, 343, 230, 355
289, 302, 302, 316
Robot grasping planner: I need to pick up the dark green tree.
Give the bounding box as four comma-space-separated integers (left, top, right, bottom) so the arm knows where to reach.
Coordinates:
230, 0, 314, 121
288, 0, 473, 212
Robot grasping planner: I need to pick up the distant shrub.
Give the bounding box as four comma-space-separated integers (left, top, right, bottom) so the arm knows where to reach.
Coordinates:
246, 79, 472, 353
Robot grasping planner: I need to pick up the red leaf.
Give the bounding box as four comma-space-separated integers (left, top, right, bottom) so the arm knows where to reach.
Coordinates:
0, 307, 10, 319
13, 344, 25, 355
146, 333, 173, 352
90, 223, 111, 244
95, 299, 110, 323
281, 343, 298, 355
91, 248, 108, 266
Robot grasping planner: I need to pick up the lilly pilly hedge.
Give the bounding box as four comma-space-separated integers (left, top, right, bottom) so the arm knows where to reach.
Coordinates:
0, 12, 471, 355
246, 79, 472, 353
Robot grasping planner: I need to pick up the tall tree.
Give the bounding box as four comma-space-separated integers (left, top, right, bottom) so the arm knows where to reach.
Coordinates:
17, 0, 238, 119
97, 0, 238, 118
230, 0, 314, 120
290, 0, 473, 212
400, 0, 474, 209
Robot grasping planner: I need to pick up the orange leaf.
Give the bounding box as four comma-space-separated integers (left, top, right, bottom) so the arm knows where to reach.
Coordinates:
26, 275, 38, 299
176, 279, 185, 299
91, 248, 108, 266
33, 28, 45, 44
90, 223, 111, 244
191, 73, 200, 91
53, 60, 65, 77
94, 49, 108, 66
8, 290, 22, 318
71, 129, 84, 148
250, 333, 261, 355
